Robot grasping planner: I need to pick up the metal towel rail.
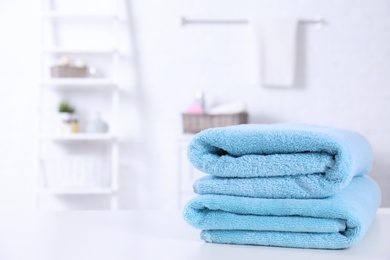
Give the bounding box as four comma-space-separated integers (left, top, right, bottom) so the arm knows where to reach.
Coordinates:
181, 16, 326, 29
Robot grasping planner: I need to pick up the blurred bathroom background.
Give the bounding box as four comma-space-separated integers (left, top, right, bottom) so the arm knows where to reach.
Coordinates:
0, 0, 389, 210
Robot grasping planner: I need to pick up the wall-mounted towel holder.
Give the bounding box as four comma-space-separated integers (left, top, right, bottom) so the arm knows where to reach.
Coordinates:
181, 16, 326, 29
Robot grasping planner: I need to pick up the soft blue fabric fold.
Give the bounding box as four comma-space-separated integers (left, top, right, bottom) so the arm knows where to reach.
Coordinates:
183, 176, 381, 249
188, 123, 373, 198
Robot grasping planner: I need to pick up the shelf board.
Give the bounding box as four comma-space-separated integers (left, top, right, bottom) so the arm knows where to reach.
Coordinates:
42, 134, 115, 141
39, 187, 113, 195
42, 78, 117, 89
42, 47, 117, 54
42, 12, 120, 20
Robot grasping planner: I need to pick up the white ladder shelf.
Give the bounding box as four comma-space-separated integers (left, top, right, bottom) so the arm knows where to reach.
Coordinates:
36, 0, 125, 210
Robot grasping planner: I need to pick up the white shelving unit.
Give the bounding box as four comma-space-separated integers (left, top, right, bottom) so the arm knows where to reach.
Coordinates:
39, 187, 114, 195
42, 47, 117, 55
42, 78, 117, 89
41, 133, 116, 141
42, 12, 121, 20
36, 0, 124, 210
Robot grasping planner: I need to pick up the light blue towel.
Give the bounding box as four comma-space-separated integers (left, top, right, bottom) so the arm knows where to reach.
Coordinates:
183, 176, 381, 249
188, 123, 373, 198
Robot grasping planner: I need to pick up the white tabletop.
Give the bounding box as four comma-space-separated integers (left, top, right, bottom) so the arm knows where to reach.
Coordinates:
0, 209, 389, 260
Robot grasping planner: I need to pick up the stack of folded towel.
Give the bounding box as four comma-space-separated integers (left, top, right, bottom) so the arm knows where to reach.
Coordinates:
183, 123, 381, 249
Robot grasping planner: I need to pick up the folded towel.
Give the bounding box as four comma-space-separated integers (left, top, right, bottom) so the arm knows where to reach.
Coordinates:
188, 123, 373, 198
252, 18, 298, 87
183, 176, 381, 249
208, 101, 246, 115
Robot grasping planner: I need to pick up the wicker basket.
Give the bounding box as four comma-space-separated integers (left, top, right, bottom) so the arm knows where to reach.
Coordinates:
50, 65, 88, 78
182, 112, 248, 133
43, 155, 110, 188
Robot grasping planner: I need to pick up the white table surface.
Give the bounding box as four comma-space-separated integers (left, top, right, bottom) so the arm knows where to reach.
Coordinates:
0, 209, 389, 260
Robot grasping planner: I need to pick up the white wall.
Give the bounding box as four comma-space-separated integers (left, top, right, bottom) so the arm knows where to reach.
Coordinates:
0, 0, 40, 210
0, 0, 389, 210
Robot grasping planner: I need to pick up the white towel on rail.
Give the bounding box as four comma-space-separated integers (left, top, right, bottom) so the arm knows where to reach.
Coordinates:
252, 18, 298, 87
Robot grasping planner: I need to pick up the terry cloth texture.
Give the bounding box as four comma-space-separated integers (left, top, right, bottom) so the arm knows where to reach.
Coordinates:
188, 123, 373, 199
183, 176, 381, 249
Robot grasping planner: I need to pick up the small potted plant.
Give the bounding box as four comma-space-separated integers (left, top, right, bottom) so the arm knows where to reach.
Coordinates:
59, 101, 75, 117
58, 101, 79, 134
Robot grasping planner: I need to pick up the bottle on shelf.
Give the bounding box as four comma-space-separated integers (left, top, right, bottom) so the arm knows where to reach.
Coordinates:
187, 91, 205, 114
86, 112, 109, 133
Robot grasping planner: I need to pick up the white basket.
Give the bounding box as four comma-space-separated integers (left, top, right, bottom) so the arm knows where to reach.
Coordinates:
43, 155, 111, 189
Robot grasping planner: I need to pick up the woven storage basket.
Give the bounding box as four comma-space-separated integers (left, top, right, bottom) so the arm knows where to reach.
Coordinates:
44, 155, 110, 188
51, 65, 88, 78
182, 112, 248, 133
